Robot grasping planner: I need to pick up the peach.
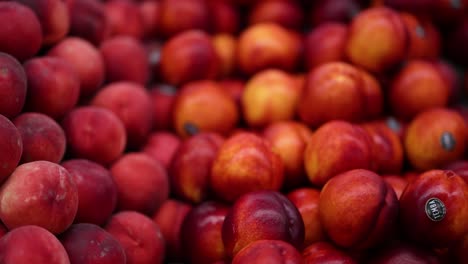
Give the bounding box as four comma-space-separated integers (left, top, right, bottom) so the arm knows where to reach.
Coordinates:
207, 0, 239, 34
110, 153, 169, 215
0, 225, 70, 263
180, 201, 229, 263
104, 0, 144, 39
0, 52, 27, 119
99, 36, 150, 85
304, 22, 348, 70
304, 120, 374, 187
237, 22, 302, 75
399, 170, 468, 248
210, 132, 284, 202
141, 131, 181, 170
286, 188, 325, 247
139, 0, 160, 39
382, 175, 408, 200
389, 60, 450, 120
242, 69, 302, 127
400, 12, 441, 60
158, 0, 209, 38
0, 114, 22, 183
404, 108, 467, 170
15, 0, 70, 45
160, 30, 219, 86
61, 159, 117, 226
173, 80, 238, 138
152, 199, 192, 262
104, 211, 165, 264
361, 121, 404, 174
13, 112, 66, 163
297, 62, 367, 128
0, 161, 78, 234
309, 0, 361, 26
302, 241, 357, 264
345, 7, 407, 72
248, 0, 304, 30
61, 106, 127, 165
48, 37, 105, 98
149, 83, 176, 130
222, 190, 304, 257
232, 239, 304, 264
91, 81, 153, 149
263, 121, 312, 189
68, 0, 110, 45
60, 223, 126, 264
170, 132, 224, 204
212, 33, 237, 78
319, 169, 399, 249
0, 2, 42, 61
23, 56, 80, 119
367, 241, 442, 263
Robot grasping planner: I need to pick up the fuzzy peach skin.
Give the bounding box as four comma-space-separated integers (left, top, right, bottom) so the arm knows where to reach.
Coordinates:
210, 132, 284, 202
60, 223, 126, 264
399, 170, 468, 248
319, 169, 399, 249
0, 225, 70, 264
222, 190, 304, 258
232, 239, 304, 264
345, 7, 407, 72
0, 161, 78, 234
304, 120, 374, 187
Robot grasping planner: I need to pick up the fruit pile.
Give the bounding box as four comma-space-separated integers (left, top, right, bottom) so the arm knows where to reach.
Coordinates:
0, 0, 467, 263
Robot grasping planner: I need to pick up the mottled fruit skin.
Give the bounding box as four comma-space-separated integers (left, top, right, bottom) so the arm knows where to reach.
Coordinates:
180, 201, 229, 263
399, 170, 468, 248
61, 159, 118, 226
298, 62, 368, 128
170, 133, 224, 204
345, 7, 407, 72
13, 112, 66, 164
105, 211, 166, 264
0, 225, 71, 264
389, 60, 450, 121
0, 2, 42, 61
232, 239, 304, 264
0, 114, 22, 183
404, 108, 467, 171
319, 169, 399, 249
302, 241, 357, 264
60, 223, 126, 264
0, 52, 27, 118
0, 161, 79, 234
222, 190, 305, 257
304, 121, 374, 187
210, 132, 284, 202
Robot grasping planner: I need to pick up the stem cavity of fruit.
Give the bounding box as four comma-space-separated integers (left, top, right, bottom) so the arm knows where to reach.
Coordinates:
184, 122, 199, 136
440, 131, 456, 151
